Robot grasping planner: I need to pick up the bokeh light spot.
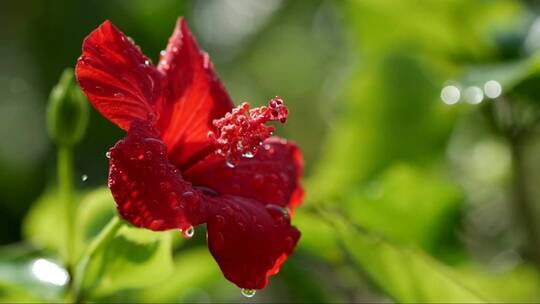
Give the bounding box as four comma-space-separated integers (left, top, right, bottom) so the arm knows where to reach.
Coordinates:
441, 85, 460, 105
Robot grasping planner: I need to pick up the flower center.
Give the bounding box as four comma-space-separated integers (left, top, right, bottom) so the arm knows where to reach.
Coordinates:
208, 97, 288, 167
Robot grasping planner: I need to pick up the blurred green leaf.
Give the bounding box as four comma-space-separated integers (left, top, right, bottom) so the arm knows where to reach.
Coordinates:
295, 209, 341, 262
25, 187, 174, 299
310, 52, 456, 201
76, 187, 115, 252
342, 0, 521, 58
458, 264, 540, 302
138, 247, 221, 302
82, 224, 174, 298
345, 164, 462, 252
0, 245, 66, 302
331, 215, 485, 302
23, 187, 115, 261
23, 190, 67, 259
462, 59, 536, 92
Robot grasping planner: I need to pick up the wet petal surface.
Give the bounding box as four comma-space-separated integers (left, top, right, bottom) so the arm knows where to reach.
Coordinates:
205, 195, 300, 289
156, 18, 234, 170
185, 137, 304, 212
108, 121, 205, 231
76, 21, 163, 130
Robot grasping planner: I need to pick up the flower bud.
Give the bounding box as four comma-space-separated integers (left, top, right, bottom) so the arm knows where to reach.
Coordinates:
47, 68, 89, 146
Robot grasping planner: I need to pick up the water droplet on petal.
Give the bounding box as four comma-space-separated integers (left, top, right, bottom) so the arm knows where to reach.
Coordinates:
225, 159, 236, 168
105, 151, 111, 159
231, 184, 241, 193
215, 214, 226, 226
253, 174, 264, 187
243, 151, 254, 158
182, 226, 195, 239
213, 232, 225, 251
266, 204, 290, 223
149, 220, 164, 230
81, 174, 88, 182
241, 288, 256, 298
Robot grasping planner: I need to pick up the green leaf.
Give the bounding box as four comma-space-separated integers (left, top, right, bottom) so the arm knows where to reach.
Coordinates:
457, 264, 540, 302
462, 59, 536, 92
76, 187, 116, 252
295, 209, 341, 262
83, 224, 174, 298
22, 190, 67, 258
23, 187, 115, 261
138, 247, 221, 302
0, 244, 67, 302
75, 188, 176, 297
329, 214, 485, 302
345, 164, 462, 252
310, 52, 457, 201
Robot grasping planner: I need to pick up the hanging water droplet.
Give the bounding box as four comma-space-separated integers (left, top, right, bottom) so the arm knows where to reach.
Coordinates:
81, 174, 88, 182
182, 226, 195, 239
241, 288, 256, 298
105, 151, 111, 159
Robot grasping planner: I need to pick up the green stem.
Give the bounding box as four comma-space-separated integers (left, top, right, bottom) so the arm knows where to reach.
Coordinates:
73, 216, 124, 303
58, 145, 75, 273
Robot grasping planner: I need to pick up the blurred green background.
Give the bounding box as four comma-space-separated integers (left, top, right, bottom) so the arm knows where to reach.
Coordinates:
5, 0, 540, 302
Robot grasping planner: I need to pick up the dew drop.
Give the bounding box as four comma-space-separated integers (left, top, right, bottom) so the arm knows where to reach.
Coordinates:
231, 184, 241, 193
213, 232, 225, 251
215, 214, 225, 225
182, 226, 195, 239
241, 288, 256, 298
149, 220, 164, 230
266, 204, 290, 223
242, 151, 254, 158
254, 174, 264, 186
225, 159, 236, 168
182, 191, 198, 208
105, 151, 111, 159
113, 92, 124, 98
81, 174, 88, 182
144, 60, 150, 65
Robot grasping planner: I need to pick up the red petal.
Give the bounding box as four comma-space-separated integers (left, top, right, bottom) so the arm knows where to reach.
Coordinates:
184, 137, 304, 212
156, 18, 234, 169
76, 20, 163, 130
206, 195, 300, 289
108, 120, 205, 231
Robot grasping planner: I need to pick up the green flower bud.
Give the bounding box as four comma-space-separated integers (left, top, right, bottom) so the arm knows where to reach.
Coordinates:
47, 68, 89, 146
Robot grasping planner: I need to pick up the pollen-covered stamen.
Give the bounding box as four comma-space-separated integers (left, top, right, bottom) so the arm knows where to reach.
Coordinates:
208, 97, 288, 167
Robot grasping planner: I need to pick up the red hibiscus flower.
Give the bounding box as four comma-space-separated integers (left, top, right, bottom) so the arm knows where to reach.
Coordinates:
75, 18, 304, 292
